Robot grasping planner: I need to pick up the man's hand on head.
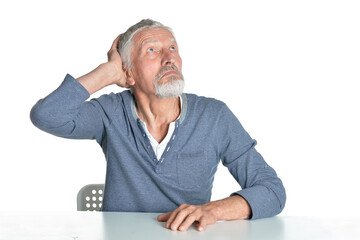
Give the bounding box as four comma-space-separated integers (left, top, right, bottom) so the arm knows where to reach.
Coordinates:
106, 34, 129, 88
77, 34, 128, 95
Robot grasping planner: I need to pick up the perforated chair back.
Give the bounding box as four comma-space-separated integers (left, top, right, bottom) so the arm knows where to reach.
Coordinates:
77, 184, 104, 211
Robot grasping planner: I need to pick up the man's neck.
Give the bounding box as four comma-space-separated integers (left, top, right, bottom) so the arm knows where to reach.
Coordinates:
134, 92, 181, 143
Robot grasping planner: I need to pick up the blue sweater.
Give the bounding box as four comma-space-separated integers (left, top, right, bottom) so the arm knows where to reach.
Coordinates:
30, 74, 286, 220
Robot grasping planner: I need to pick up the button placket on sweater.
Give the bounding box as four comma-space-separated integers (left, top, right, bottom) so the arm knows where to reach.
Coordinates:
154, 120, 179, 174
137, 119, 157, 163
136, 118, 180, 175
157, 120, 179, 164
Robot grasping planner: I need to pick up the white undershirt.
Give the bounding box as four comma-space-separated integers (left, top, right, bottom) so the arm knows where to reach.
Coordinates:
136, 96, 182, 161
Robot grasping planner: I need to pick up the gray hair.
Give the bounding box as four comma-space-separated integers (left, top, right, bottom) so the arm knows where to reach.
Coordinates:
117, 19, 174, 69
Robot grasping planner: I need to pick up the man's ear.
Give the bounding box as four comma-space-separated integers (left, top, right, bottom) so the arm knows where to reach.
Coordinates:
125, 69, 135, 87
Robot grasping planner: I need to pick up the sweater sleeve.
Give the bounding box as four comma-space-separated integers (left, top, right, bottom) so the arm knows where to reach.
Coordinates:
218, 104, 286, 220
30, 74, 106, 144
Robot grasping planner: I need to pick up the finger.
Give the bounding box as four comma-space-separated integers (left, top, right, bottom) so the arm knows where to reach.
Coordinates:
165, 209, 181, 229
110, 34, 122, 51
169, 206, 195, 231
178, 214, 198, 232
157, 212, 171, 222
165, 204, 188, 229
197, 218, 207, 232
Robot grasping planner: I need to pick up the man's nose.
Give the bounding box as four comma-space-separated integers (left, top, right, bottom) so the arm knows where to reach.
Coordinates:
161, 50, 175, 66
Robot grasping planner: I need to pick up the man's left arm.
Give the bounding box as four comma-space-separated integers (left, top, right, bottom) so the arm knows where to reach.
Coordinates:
158, 103, 286, 231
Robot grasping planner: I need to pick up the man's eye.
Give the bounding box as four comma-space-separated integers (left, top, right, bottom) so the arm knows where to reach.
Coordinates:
170, 46, 176, 51
147, 48, 155, 52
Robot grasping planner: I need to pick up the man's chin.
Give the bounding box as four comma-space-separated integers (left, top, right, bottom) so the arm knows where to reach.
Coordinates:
154, 79, 185, 99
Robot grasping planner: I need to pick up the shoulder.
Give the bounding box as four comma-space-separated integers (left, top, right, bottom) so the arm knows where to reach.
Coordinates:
184, 93, 227, 112
184, 93, 241, 126
182, 93, 231, 125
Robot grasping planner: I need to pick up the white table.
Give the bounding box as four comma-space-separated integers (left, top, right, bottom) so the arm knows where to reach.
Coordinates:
1, 212, 359, 240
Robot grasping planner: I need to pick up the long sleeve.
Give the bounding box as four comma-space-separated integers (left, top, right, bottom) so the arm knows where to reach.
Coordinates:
218, 104, 286, 220
30, 74, 106, 143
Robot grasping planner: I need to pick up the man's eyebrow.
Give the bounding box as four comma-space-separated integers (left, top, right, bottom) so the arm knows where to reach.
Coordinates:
141, 38, 177, 47
142, 39, 158, 46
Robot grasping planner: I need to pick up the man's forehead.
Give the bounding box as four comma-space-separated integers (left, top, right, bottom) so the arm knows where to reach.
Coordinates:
133, 28, 176, 46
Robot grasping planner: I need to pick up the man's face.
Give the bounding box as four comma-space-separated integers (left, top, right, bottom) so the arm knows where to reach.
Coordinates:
128, 28, 184, 98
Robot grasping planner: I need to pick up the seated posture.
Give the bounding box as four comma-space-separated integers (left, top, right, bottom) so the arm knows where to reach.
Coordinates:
30, 19, 286, 232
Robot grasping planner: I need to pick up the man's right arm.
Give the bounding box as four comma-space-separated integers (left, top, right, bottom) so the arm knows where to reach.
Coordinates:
30, 34, 129, 142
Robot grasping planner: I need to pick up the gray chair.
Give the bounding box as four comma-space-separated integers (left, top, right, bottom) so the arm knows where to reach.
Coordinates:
77, 184, 104, 211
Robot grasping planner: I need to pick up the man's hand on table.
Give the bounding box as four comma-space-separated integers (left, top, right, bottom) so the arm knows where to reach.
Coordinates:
157, 195, 252, 232
157, 203, 218, 232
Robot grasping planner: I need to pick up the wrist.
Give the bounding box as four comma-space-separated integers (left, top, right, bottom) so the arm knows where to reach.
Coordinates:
209, 195, 252, 221
203, 201, 222, 221
99, 62, 120, 85
77, 63, 116, 95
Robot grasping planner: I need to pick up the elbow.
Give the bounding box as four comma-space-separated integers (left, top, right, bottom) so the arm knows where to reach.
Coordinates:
30, 99, 60, 132
257, 178, 287, 218
277, 182, 287, 215
269, 177, 286, 217
30, 99, 77, 137
30, 99, 46, 129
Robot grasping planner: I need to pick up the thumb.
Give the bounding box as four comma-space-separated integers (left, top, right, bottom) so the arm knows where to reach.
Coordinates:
197, 220, 206, 232
157, 212, 172, 222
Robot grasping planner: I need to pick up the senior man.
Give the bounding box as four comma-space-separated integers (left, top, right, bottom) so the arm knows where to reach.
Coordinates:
30, 19, 286, 232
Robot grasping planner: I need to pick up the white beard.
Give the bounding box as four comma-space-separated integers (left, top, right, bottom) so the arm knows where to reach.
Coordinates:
153, 65, 185, 98
154, 76, 185, 99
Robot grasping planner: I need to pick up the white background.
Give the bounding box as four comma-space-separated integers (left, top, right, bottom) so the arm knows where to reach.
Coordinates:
0, 0, 359, 217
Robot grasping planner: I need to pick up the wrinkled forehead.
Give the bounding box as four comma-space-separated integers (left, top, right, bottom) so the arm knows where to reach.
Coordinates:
132, 27, 176, 49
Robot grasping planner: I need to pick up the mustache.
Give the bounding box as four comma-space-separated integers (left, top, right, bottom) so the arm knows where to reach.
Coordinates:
154, 65, 183, 80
